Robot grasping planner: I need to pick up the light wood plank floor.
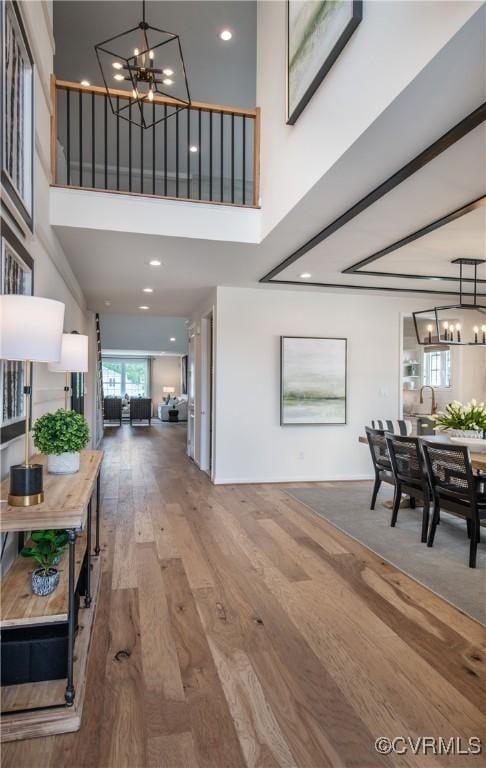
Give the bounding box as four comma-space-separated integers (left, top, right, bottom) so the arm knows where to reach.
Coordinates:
3, 423, 485, 767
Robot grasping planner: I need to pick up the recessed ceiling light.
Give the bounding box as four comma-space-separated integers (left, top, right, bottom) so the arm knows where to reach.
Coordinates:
300, 272, 312, 279
149, 259, 161, 266
219, 29, 232, 41
189, 145, 198, 153
112, 62, 123, 70
139, 305, 150, 310
170, 337, 176, 342
162, 68, 174, 77
104, 300, 111, 306
80, 79, 90, 87
162, 78, 173, 86
113, 74, 125, 81
143, 287, 153, 293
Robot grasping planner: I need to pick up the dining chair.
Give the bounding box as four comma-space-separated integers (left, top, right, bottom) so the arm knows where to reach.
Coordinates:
365, 427, 395, 510
422, 441, 485, 568
385, 434, 430, 542
371, 419, 413, 436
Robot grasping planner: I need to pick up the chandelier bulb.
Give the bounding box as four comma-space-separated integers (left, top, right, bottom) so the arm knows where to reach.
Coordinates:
148, 88, 154, 101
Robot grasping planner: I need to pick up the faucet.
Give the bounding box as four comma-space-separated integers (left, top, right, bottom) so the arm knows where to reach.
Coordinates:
419, 385, 437, 414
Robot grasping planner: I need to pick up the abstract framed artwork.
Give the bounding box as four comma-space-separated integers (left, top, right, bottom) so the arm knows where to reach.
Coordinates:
0, 218, 33, 444
287, 0, 362, 125
280, 336, 347, 425
1, 0, 34, 230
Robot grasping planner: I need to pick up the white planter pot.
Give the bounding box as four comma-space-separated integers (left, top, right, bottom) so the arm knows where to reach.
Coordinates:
48, 452, 80, 474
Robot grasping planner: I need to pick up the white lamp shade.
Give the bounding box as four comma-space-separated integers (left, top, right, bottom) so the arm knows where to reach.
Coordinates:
48, 333, 89, 373
0, 294, 65, 362
163, 386, 175, 393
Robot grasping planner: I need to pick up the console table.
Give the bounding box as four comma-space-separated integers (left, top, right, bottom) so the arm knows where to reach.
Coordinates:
0, 450, 103, 742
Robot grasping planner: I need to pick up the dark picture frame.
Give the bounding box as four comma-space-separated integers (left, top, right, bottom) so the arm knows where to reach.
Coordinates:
280, 336, 347, 425
1, 0, 34, 231
0, 217, 33, 444
287, 0, 362, 125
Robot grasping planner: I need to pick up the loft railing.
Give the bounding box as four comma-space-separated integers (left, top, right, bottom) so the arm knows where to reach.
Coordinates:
50, 77, 260, 208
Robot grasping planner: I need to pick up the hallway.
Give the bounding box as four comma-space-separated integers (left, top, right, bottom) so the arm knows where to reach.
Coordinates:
4, 423, 485, 768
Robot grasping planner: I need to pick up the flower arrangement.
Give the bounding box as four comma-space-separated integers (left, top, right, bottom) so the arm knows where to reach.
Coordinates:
431, 400, 486, 434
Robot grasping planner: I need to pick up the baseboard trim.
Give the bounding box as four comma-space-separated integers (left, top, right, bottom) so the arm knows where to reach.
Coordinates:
213, 474, 374, 485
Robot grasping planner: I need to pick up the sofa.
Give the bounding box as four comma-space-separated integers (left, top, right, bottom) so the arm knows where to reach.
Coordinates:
158, 396, 188, 422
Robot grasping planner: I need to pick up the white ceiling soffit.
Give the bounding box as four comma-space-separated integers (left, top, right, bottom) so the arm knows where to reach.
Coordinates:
275, 124, 486, 293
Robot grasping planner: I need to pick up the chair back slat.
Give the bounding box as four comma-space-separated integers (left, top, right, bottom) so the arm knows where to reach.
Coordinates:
386, 434, 424, 486
422, 441, 474, 501
365, 427, 391, 471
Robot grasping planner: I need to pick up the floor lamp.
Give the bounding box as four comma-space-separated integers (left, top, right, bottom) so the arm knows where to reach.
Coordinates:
0, 294, 65, 506
48, 332, 89, 409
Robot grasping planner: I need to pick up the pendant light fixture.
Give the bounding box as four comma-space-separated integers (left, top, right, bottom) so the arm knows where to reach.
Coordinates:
94, 0, 191, 129
413, 258, 486, 346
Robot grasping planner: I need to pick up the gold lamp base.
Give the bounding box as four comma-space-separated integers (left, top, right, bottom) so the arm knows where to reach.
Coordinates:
8, 491, 44, 507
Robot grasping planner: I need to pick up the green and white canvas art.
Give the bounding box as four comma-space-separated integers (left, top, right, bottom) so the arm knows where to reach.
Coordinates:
281, 336, 346, 424
287, 0, 362, 124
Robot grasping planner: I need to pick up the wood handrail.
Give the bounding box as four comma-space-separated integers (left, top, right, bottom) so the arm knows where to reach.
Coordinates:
54, 78, 258, 119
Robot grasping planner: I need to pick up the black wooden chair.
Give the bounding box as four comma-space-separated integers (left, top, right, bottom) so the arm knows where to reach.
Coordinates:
386, 434, 430, 542
130, 397, 152, 425
104, 397, 122, 425
365, 427, 395, 510
422, 441, 485, 568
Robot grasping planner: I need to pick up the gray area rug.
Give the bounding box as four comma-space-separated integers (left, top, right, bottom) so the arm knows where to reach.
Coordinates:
285, 483, 485, 625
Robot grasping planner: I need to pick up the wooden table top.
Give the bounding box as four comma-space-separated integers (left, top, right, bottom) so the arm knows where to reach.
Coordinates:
359, 434, 486, 472
0, 450, 103, 533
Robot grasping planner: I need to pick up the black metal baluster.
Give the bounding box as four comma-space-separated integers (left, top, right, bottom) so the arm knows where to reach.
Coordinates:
220, 111, 224, 202
129, 100, 132, 192
209, 110, 213, 201
242, 116, 246, 205
198, 108, 202, 200
66, 89, 71, 185
164, 104, 167, 196
140, 108, 144, 194
231, 112, 234, 204
176, 109, 179, 197
187, 107, 190, 198
79, 90, 83, 187
152, 102, 156, 195
104, 95, 107, 189
116, 97, 120, 190
91, 91, 95, 188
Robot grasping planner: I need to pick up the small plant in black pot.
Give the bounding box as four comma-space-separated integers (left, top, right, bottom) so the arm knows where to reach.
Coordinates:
21, 530, 68, 596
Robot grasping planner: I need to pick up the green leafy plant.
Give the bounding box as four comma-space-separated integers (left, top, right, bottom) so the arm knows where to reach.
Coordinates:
33, 409, 89, 455
431, 400, 486, 432
21, 530, 68, 575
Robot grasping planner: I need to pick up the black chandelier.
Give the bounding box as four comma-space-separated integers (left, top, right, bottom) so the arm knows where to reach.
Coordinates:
413, 258, 486, 346
94, 0, 191, 129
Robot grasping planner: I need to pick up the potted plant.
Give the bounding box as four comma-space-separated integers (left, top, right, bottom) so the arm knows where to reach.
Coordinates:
33, 408, 90, 474
431, 400, 486, 439
21, 530, 67, 596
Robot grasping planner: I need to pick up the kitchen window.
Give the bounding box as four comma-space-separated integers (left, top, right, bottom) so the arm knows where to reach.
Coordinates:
423, 349, 451, 388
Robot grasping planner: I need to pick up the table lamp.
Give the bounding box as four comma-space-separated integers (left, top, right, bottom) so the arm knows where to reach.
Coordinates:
0, 294, 65, 506
48, 332, 89, 409
163, 386, 175, 402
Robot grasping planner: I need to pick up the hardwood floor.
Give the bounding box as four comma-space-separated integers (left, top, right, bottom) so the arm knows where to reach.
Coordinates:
3, 423, 485, 767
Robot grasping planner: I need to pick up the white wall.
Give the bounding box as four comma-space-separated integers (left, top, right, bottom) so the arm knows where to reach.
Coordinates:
151, 357, 183, 403
1, 1, 92, 573
213, 286, 441, 484
257, 0, 481, 234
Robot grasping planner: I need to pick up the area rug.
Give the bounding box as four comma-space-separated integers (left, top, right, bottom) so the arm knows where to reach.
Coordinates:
285, 483, 485, 625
